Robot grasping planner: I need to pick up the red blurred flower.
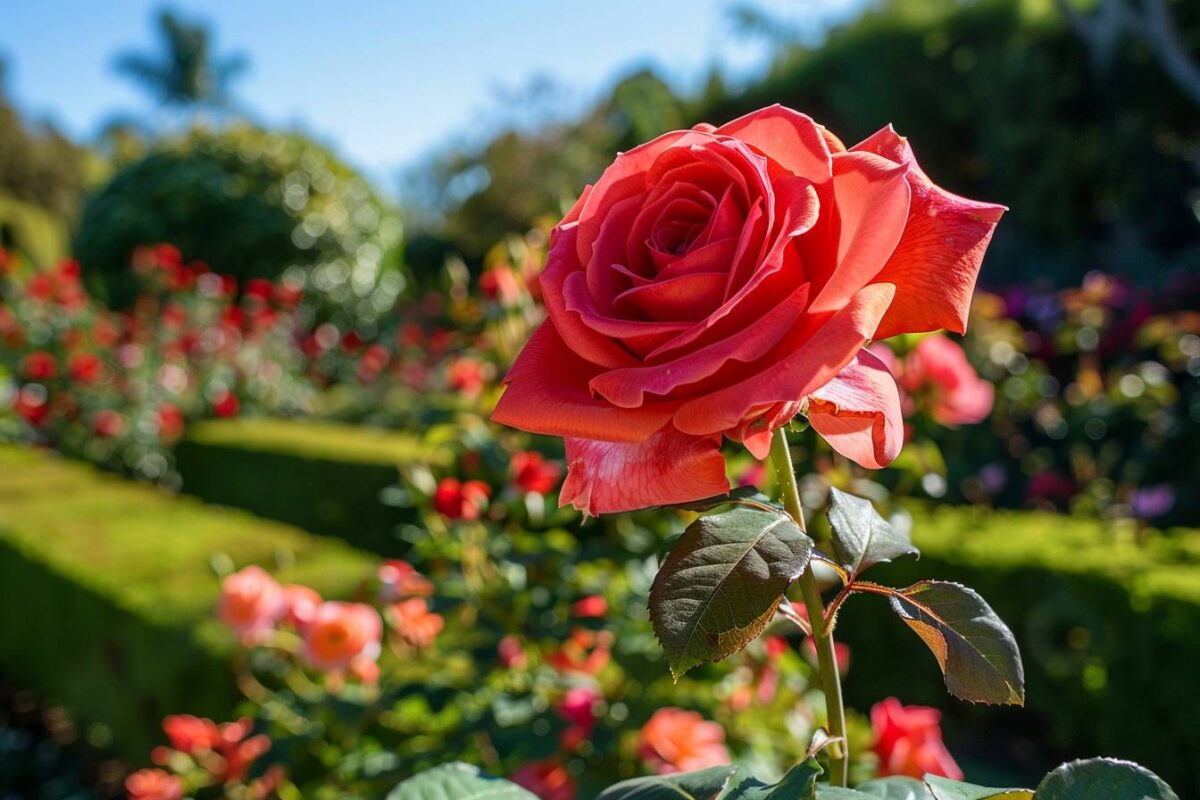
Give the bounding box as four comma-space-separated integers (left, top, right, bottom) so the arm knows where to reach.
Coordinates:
378, 560, 434, 602
870, 697, 963, 781
303, 601, 382, 671
387, 597, 444, 649
547, 628, 612, 676
13, 387, 50, 425
433, 477, 491, 520
480, 265, 524, 306
21, 351, 57, 381
557, 685, 601, 749
511, 759, 577, 800
212, 390, 240, 418
446, 356, 486, 396
125, 768, 183, 800
157, 403, 185, 441
67, 352, 103, 384
92, 409, 125, 438
637, 707, 730, 775
217, 566, 283, 640
571, 595, 607, 618
162, 714, 220, 754
25, 273, 54, 301
511, 451, 563, 496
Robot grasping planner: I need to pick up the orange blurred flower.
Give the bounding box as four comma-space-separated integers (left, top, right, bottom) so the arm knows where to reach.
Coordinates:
637, 707, 730, 775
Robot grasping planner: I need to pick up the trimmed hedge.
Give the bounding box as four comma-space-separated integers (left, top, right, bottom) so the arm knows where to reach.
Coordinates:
0, 445, 375, 759
834, 504, 1200, 797
174, 419, 437, 556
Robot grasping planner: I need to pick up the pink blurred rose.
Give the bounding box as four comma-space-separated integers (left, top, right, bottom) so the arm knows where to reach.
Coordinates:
217, 566, 283, 640
896, 334, 993, 426
303, 601, 382, 672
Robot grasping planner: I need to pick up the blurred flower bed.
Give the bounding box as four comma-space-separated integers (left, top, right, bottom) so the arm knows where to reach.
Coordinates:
3, 233, 1197, 527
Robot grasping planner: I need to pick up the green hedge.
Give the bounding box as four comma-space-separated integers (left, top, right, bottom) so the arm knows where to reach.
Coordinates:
834, 504, 1200, 797
175, 419, 437, 556
0, 445, 375, 759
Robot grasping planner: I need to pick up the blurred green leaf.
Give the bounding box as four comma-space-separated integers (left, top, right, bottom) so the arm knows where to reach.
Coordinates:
1035, 758, 1179, 800
386, 763, 537, 800
597, 765, 737, 800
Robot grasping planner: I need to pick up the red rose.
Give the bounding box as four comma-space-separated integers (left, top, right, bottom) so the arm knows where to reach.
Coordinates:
22, 351, 57, 381
67, 352, 103, 384
511, 759, 577, 800
387, 597, 444, 649
211, 390, 240, 418
491, 105, 1003, 513
433, 477, 491, 520
511, 450, 563, 495
870, 697, 963, 781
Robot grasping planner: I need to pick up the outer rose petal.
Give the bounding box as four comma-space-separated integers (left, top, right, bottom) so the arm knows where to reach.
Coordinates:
716, 104, 834, 182
492, 322, 678, 442
560, 428, 729, 515
808, 151, 911, 317
673, 283, 896, 437
807, 348, 903, 469
852, 125, 1006, 338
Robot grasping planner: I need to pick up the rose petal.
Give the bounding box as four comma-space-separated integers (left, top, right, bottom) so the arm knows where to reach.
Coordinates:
716, 104, 834, 182
491, 322, 678, 442
807, 348, 903, 469
563, 271, 692, 354
852, 126, 1006, 338
559, 428, 729, 515
590, 282, 812, 408
586, 194, 645, 309
673, 283, 896, 436
540, 225, 640, 369
808, 151, 911, 317
614, 271, 728, 322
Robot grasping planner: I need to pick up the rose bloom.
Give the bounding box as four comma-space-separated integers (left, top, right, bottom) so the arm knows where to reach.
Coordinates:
511, 450, 563, 496
433, 477, 491, 520
491, 105, 1003, 513
888, 333, 993, 426
638, 707, 730, 775
217, 566, 283, 640
211, 390, 240, 418
279, 584, 322, 630
547, 628, 612, 675
387, 597, 445, 649
92, 409, 125, 438
571, 594, 607, 618
446, 356, 488, 396
870, 697, 963, 780
303, 601, 382, 671
511, 759, 577, 800
497, 634, 527, 669
378, 559, 434, 602
22, 351, 57, 381
67, 352, 103, 384
125, 768, 183, 800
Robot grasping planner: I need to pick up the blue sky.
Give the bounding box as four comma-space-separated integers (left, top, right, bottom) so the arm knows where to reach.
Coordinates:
1, 1, 863, 187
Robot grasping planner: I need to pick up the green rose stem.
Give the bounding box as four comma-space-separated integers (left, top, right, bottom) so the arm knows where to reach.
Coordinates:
769, 426, 849, 787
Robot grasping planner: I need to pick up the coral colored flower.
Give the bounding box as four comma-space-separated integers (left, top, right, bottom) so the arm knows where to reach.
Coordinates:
279, 584, 322, 630
378, 560, 434, 601
303, 601, 382, 671
481, 265, 525, 306
349, 654, 381, 685
67, 352, 103, 384
217, 566, 283, 639
547, 629, 612, 675
511, 451, 563, 495
870, 697, 963, 780
899, 334, 993, 426
162, 714, 220, 754
387, 597, 444, 649
433, 477, 491, 520
571, 594, 607, 618
125, 768, 183, 800
638, 707, 730, 775
22, 351, 57, 381
491, 106, 1004, 514
511, 759, 577, 800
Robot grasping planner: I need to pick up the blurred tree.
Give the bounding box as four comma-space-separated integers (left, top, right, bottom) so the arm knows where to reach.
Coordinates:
0, 59, 88, 262
74, 126, 406, 324
113, 8, 247, 115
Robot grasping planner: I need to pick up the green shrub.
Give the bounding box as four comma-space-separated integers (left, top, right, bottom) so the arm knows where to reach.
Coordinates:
0, 445, 375, 758
73, 126, 406, 319
833, 503, 1200, 796
174, 419, 441, 556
